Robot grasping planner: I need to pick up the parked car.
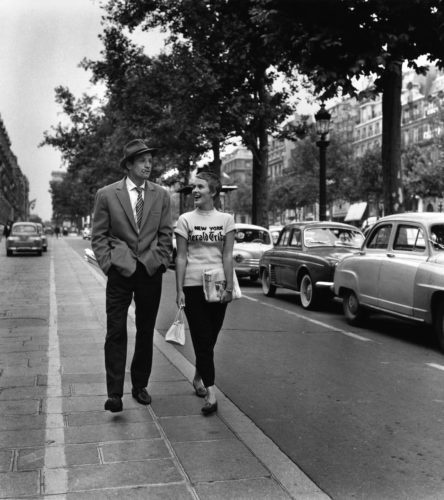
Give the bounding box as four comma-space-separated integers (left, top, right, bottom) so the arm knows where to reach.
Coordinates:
260, 221, 364, 309
234, 223, 273, 281
6, 222, 43, 256
35, 223, 48, 252
82, 227, 91, 240
333, 212, 444, 350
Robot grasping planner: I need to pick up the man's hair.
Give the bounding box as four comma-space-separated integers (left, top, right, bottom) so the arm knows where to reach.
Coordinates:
195, 171, 222, 196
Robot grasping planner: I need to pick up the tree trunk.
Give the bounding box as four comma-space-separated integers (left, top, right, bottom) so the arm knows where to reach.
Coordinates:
211, 139, 221, 178
381, 60, 403, 215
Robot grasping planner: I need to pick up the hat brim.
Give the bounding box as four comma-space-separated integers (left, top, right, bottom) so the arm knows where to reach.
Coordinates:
120, 147, 157, 168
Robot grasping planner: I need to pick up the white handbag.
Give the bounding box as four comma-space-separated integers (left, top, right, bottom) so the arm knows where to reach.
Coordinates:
202, 268, 242, 302
165, 307, 186, 345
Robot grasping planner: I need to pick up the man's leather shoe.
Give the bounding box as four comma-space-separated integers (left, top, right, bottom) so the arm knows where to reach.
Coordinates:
201, 400, 218, 416
104, 395, 122, 413
132, 387, 151, 405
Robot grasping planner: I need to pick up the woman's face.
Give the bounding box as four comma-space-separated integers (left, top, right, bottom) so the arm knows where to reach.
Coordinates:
191, 177, 214, 209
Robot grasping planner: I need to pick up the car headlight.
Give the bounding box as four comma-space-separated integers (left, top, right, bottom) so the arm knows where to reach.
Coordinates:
234, 254, 244, 263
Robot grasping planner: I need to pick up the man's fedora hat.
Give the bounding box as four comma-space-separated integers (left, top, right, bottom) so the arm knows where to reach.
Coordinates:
120, 139, 157, 168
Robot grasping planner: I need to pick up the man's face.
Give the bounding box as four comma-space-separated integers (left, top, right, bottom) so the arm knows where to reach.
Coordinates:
127, 153, 153, 185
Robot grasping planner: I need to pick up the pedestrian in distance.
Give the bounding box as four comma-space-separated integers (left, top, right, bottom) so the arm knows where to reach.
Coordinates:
175, 170, 235, 416
3, 220, 12, 239
92, 138, 173, 413
54, 226, 60, 239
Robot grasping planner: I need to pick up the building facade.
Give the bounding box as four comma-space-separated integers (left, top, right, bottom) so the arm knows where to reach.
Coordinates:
0, 114, 29, 225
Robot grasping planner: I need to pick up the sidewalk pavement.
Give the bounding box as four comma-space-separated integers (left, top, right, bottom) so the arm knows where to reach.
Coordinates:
0, 238, 330, 499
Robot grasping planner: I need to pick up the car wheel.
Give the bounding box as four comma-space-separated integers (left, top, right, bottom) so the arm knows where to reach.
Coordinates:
261, 268, 276, 297
6, 250, 12, 257
300, 273, 319, 309
434, 298, 444, 352
343, 289, 366, 325
37, 250, 42, 256
43, 248, 47, 252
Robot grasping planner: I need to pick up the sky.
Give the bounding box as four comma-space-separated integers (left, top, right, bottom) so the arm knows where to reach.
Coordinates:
0, 0, 165, 222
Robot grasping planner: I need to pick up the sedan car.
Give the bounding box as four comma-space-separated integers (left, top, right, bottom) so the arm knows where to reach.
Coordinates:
6, 222, 43, 256
333, 213, 444, 350
233, 223, 273, 281
260, 221, 364, 309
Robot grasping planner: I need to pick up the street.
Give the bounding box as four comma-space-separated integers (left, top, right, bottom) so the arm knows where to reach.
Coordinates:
3, 236, 444, 499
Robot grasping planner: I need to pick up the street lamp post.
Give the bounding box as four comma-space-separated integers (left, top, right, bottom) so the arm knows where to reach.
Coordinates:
315, 103, 331, 221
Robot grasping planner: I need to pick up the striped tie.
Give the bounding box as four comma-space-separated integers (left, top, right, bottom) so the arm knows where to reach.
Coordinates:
135, 187, 144, 229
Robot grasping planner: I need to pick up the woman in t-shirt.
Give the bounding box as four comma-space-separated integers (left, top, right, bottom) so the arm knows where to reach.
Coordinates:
174, 171, 235, 415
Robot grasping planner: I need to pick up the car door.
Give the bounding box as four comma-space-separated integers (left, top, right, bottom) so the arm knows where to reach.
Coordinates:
378, 223, 428, 317
280, 228, 302, 288
355, 223, 393, 307
268, 227, 298, 287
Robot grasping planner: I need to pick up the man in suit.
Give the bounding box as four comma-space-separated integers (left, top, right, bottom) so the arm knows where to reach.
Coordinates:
92, 139, 172, 412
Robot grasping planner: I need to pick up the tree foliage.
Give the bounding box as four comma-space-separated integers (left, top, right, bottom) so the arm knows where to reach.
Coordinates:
255, 0, 444, 215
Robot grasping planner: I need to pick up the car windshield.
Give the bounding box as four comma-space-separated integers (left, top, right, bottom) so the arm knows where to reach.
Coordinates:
12, 224, 37, 235
430, 224, 444, 250
235, 229, 271, 245
304, 227, 364, 248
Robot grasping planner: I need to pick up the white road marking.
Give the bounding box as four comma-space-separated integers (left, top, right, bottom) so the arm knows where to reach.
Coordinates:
427, 363, 444, 372
242, 294, 372, 342
43, 255, 67, 498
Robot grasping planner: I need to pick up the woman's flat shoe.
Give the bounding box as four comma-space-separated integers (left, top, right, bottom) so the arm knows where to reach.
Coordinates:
201, 401, 218, 415
193, 381, 207, 398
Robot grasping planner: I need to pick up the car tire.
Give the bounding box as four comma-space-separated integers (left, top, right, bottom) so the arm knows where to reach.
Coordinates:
261, 268, 276, 297
37, 250, 42, 256
6, 250, 12, 257
299, 273, 319, 309
343, 289, 366, 325
43, 248, 47, 252
434, 299, 444, 352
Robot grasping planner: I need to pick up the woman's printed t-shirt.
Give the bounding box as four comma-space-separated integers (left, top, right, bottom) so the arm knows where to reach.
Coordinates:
175, 208, 235, 287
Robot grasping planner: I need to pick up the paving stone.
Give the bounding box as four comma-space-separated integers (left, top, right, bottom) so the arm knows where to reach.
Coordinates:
0, 414, 46, 431
0, 450, 12, 472
17, 444, 101, 470
65, 421, 159, 444
0, 375, 37, 388
0, 385, 69, 400
195, 477, 292, 499
101, 438, 170, 462
44, 459, 182, 494
159, 415, 235, 442
0, 399, 40, 415
62, 483, 193, 499
0, 471, 40, 498
149, 364, 187, 382
173, 440, 269, 483
66, 408, 153, 427
0, 428, 46, 448
151, 395, 202, 417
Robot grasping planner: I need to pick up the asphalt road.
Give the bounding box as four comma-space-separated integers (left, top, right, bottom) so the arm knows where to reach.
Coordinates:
69, 236, 444, 500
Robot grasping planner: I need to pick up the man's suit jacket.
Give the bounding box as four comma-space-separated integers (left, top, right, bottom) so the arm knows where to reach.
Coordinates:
92, 177, 172, 278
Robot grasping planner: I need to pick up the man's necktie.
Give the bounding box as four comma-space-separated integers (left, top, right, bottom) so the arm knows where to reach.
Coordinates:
135, 187, 144, 229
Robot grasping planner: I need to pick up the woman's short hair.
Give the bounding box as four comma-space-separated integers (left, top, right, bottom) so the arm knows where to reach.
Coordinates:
195, 171, 222, 196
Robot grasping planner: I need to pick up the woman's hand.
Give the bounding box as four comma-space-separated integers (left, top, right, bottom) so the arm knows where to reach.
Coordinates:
220, 289, 233, 304
176, 290, 186, 309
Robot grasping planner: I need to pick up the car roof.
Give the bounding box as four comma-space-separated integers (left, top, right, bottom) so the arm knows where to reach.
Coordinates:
375, 212, 444, 223
284, 221, 362, 231
13, 221, 37, 227
235, 223, 270, 232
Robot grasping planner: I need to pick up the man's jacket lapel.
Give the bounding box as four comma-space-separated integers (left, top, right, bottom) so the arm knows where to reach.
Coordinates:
115, 179, 138, 233
140, 182, 156, 230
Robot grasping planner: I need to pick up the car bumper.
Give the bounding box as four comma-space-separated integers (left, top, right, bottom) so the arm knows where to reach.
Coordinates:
8, 246, 42, 252
234, 264, 260, 278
